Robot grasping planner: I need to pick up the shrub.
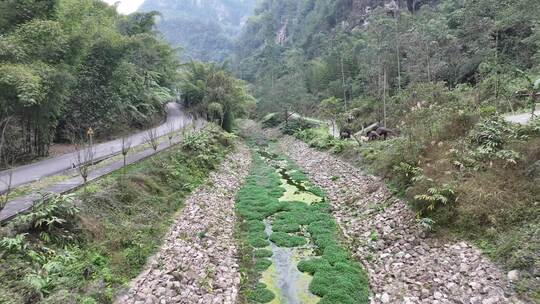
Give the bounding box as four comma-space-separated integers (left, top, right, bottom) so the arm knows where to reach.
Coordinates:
261, 113, 283, 128
248, 283, 275, 303
281, 117, 318, 135
254, 258, 272, 272
269, 232, 306, 247
469, 116, 513, 152
393, 162, 425, 187
413, 184, 456, 215
253, 249, 272, 258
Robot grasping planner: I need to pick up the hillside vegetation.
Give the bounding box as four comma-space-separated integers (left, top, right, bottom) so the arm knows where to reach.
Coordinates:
0, 0, 257, 169
0, 126, 234, 303
240, 0, 540, 300
0, 0, 180, 162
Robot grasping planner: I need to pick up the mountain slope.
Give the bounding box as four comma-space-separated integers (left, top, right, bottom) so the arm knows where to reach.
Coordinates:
139, 0, 256, 62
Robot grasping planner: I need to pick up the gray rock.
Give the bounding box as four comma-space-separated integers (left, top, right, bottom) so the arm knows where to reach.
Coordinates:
274, 135, 517, 304
507, 270, 520, 282
114, 146, 252, 304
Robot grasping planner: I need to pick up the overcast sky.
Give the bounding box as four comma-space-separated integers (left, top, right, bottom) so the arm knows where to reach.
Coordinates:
102, 0, 144, 14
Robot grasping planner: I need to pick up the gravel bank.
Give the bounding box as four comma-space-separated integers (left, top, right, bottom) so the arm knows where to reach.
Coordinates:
116, 143, 252, 304
275, 136, 524, 304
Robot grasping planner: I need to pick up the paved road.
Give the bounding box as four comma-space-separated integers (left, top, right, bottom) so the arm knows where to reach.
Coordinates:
0, 102, 192, 193
505, 110, 539, 125
0, 120, 207, 223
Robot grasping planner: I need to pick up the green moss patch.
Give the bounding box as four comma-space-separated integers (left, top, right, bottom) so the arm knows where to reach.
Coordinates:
236, 149, 369, 304
269, 232, 307, 247
253, 249, 273, 258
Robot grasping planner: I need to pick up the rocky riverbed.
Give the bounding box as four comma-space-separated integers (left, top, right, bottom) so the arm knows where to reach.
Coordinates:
274, 136, 525, 304
116, 143, 252, 304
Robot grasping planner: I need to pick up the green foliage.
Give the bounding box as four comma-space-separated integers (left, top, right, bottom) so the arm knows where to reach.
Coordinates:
0, 0, 179, 161
236, 151, 368, 303
14, 194, 79, 231
0, 127, 233, 303
237, 0, 539, 123
268, 232, 306, 247
393, 162, 426, 187
0, 233, 28, 254
261, 113, 283, 128
281, 117, 319, 135
253, 249, 273, 258
319, 97, 344, 122
298, 259, 369, 304
414, 184, 456, 214
248, 283, 275, 303
469, 116, 514, 152
139, 0, 256, 62
416, 217, 436, 232
254, 258, 272, 272
295, 127, 345, 153
519, 117, 540, 136
180, 61, 256, 132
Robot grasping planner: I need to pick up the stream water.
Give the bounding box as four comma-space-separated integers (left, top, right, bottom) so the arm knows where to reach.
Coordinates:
258, 150, 321, 304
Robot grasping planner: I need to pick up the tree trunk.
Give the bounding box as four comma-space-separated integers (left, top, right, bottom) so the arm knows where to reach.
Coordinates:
383, 69, 388, 127
395, 7, 401, 92
341, 55, 348, 110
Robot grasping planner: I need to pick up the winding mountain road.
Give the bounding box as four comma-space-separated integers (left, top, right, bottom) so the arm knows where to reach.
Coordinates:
0, 102, 192, 193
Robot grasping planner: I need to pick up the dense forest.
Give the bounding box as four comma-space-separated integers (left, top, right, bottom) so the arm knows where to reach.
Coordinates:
235, 0, 539, 118
0, 0, 178, 161
139, 0, 256, 62
0, 0, 254, 165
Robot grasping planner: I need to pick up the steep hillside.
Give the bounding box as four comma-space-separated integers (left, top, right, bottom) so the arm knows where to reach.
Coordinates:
235, 0, 539, 115
237, 0, 540, 300
139, 0, 256, 62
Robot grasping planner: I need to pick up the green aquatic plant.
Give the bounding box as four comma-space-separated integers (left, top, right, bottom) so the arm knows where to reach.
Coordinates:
254, 258, 272, 272
236, 151, 369, 304
248, 283, 276, 303
269, 232, 307, 247
253, 249, 273, 258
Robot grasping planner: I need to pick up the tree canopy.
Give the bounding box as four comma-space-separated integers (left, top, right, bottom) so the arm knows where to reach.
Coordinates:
0, 0, 179, 161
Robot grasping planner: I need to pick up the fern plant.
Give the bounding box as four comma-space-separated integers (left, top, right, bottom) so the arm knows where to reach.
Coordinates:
393, 162, 429, 186
414, 184, 456, 212
14, 193, 78, 231
416, 217, 436, 231
0, 233, 29, 254
469, 116, 513, 153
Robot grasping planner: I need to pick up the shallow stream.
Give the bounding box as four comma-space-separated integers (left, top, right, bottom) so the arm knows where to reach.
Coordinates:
258, 150, 321, 304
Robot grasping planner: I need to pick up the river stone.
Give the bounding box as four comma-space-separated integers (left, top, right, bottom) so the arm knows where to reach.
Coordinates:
274, 135, 519, 303
507, 270, 520, 282
115, 144, 251, 304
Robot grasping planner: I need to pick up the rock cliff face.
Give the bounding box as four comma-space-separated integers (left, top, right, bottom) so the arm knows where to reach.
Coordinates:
138, 0, 256, 62
345, 0, 438, 30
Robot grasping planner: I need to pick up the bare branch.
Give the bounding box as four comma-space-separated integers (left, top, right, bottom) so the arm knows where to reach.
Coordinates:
121, 135, 132, 167
145, 127, 159, 152
166, 120, 176, 145
71, 128, 95, 187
